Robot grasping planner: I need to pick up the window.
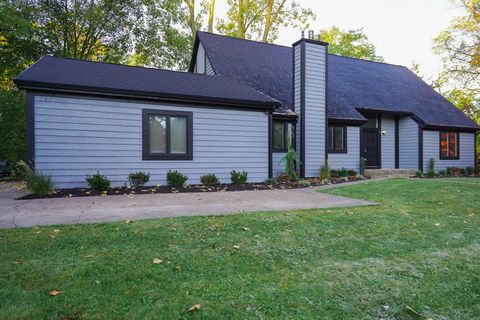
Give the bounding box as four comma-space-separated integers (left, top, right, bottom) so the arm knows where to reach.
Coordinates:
328, 125, 347, 153
272, 121, 288, 152
439, 131, 459, 159
142, 109, 192, 160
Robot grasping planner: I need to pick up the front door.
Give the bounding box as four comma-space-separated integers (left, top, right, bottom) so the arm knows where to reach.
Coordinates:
361, 128, 379, 168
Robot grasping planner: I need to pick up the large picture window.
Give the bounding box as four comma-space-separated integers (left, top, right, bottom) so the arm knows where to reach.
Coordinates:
142, 109, 193, 160
328, 125, 347, 153
439, 131, 459, 159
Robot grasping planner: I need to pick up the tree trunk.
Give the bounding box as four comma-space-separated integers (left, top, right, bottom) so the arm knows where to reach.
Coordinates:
262, 0, 274, 42
208, 0, 215, 33
237, 0, 245, 38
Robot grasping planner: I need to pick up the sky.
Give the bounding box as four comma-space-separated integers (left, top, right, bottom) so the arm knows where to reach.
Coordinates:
214, 0, 464, 80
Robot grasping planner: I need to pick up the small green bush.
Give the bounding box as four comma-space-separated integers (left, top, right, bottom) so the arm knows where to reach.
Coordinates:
438, 170, 447, 176
281, 142, 299, 180
347, 169, 357, 176
465, 167, 475, 175
166, 170, 188, 188
360, 157, 366, 175
263, 178, 277, 186
297, 179, 311, 187
86, 171, 111, 191
200, 173, 220, 187
460, 168, 466, 175
338, 168, 349, 178
329, 169, 339, 178
357, 175, 366, 180
319, 161, 330, 180
415, 170, 423, 177
128, 171, 150, 187
427, 158, 435, 177
230, 170, 248, 184
26, 170, 53, 195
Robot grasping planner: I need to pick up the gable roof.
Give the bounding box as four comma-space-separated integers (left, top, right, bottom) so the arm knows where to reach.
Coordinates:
15, 56, 280, 110
193, 31, 480, 130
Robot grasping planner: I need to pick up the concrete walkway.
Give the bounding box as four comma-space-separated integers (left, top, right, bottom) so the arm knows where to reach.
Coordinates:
0, 181, 375, 229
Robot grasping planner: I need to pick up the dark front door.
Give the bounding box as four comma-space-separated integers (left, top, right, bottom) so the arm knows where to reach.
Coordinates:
362, 128, 379, 168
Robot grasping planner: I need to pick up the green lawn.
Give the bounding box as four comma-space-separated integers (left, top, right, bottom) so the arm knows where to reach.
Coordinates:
1, 178, 479, 319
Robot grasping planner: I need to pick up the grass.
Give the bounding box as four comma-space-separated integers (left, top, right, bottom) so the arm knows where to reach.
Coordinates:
1, 178, 479, 319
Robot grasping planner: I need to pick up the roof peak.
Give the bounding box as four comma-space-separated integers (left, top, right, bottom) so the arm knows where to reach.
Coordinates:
197, 31, 292, 49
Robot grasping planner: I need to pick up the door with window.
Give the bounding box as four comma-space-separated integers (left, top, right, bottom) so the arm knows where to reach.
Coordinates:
361, 115, 380, 168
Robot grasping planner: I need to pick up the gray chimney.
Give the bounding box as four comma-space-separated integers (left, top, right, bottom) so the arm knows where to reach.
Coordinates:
308, 30, 314, 39
292, 36, 329, 178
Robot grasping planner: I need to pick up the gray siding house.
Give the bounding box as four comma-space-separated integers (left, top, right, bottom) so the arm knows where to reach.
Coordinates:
15, 32, 479, 188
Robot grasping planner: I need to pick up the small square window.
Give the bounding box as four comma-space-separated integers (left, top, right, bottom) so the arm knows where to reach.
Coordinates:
143, 109, 192, 160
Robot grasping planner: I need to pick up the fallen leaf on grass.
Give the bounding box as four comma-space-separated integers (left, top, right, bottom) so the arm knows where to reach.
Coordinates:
153, 258, 163, 264
188, 304, 201, 312
125, 220, 135, 224
174, 265, 181, 270
241, 227, 250, 231
435, 223, 440, 226
35, 231, 42, 234
233, 245, 240, 249
48, 290, 62, 296
49, 235, 56, 239
53, 229, 60, 234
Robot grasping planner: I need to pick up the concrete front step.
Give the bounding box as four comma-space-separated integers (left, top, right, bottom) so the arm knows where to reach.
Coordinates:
365, 169, 417, 179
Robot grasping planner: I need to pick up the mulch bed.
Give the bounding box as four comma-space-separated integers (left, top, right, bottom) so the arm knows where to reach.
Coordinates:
18, 175, 368, 200
411, 174, 479, 179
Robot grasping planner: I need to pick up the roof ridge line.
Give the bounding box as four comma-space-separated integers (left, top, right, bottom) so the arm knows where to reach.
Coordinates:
197, 31, 292, 49
39, 56, 226, 77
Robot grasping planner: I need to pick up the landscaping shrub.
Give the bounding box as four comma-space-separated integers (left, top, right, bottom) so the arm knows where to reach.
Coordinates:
357, 175, 366, 180
439, 170, 447, 176
281, 143, 299, 180
200, 173, 220, 187
86, 171, 111, 191
347, 169, 357, 176
128, 172, 150, 187
465, 167, 475, 175
230, 170, 248, 184
276, 173, 290, 184
263, 178, 277, 186
427, 158, 435, 177
329, 169, 339, 178
166, 170, 188, 188
360, 156, 366, 175
26, 170, 53, 195
447, 167, 461, 175
337, 168, 349, 178
319, 161, 330, 180
415, 170, 423, 177
460, 168, 466, 175
297, 179, 311, 187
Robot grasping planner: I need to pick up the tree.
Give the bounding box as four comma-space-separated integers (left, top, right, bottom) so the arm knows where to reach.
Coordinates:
317, 26, 383, 62
0, 91, 26, 161
217, 0, 314, 43
433, 0, 479, 93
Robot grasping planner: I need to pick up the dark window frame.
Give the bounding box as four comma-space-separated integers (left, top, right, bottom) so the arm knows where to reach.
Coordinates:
272, 121, 289, 153
142, 109, 193, 160
439, 131, 460, 160
328, 125, 347, 153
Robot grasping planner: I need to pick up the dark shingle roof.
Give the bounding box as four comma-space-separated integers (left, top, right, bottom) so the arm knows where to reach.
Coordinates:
195, 31, 479, 130
14, 56, 280, 109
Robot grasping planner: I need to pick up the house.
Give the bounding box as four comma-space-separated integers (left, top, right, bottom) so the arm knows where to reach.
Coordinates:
14, 32, 479, 188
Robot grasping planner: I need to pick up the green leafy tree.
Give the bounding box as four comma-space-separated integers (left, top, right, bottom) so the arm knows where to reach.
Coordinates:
0, 91, 26, 161
432, 0, 479, 158
217, 0, 314, 43
317, 26, 383, 61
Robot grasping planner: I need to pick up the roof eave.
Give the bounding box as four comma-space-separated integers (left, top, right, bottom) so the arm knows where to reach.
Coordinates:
14, 80, 278, 111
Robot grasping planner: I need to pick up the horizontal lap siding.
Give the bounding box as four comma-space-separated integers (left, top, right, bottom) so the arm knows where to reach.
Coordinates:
34, 95, 268, 188
329, 126, 360, 172
272, 152, 286, 176
399, 116, 418, 169
381, 115, 396, 168
304, 43, 326, 177
423, 131, 475, 171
